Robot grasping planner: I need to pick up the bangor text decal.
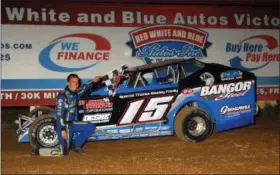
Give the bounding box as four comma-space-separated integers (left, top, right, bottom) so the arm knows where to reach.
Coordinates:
39, 33, 111, 72
200, 81, 252, 101
127, 25, 211, 64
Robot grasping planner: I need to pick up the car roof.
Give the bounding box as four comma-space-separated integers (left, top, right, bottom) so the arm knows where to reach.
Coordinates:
124, 58, 199, 73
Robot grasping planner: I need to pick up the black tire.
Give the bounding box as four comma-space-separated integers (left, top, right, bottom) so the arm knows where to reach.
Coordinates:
29, 114, 59, 150
174, 107, 214, 142
255, 103, 261, 118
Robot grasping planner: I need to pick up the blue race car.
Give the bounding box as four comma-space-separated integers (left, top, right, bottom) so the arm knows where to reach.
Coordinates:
17, 59, 258, 149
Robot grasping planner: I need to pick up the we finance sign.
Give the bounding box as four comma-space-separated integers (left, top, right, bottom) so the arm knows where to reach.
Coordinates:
39, 33, 111, 72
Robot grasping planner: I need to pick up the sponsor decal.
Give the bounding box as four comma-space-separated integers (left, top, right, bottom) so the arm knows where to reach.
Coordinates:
119, 128, 131, 134
182, 88, 194, 95
160, 131, 172, 135
39, 33, 111, 72
94, 130, 106, 135
127, 24, 211, 64
119, 94, 135, 99
119, 89, 178, 99
144, 126, 159, 130
200, 72, 215, 86
83, 113, 112, 123
87, 137, 97, 141
139, 133, 149, 137
135, 127, 144, 132
200, 80, 252, 101
106, 129, 119, 134
220, 104, 251, 117
57, 98, 63, 116
220, 70, 243, 81
97, 136, 111, 140
227, 35, 279, 72
80, 98, 113, 110
57, 99, 63, 105
69, 108, 75, 113
85, 108, 113, 113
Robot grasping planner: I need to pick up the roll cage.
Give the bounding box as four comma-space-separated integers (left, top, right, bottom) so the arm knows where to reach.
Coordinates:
123, 59, 205, 88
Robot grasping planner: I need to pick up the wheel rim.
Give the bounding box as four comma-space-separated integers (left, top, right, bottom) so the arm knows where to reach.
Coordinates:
37, 124, 58, 147
187, 116, 206, 137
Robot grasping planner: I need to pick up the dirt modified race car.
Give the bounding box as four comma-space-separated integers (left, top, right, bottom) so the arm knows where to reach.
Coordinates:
17, 59, 258, 150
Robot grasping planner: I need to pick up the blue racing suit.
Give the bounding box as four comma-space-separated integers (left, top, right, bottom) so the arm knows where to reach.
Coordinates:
55, 80, 96, 155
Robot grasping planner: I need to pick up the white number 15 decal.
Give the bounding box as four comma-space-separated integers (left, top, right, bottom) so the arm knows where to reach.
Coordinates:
118, 95, 175, 125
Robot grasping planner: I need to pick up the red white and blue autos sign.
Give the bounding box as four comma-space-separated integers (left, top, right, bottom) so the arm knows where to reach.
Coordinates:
127, 25, 211, 64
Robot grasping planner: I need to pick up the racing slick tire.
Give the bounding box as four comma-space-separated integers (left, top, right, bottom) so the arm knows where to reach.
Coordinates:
175, 107, 214, 142
29, 114, 59, 150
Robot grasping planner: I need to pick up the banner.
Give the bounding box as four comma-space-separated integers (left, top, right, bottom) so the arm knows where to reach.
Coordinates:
1, 3, 279, 106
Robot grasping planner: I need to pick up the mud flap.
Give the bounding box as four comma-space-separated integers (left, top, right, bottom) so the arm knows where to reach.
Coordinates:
39, 147, 63, 157
39, 124, 70, 157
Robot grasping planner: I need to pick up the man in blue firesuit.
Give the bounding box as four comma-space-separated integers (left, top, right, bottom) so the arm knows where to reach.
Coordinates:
55, 74, 102, 155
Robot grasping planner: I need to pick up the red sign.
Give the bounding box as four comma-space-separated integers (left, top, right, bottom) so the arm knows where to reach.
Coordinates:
1, 3, 279, 29
130, 25, 207, 48
1, 90, 61, 106
257, 86, 280, 101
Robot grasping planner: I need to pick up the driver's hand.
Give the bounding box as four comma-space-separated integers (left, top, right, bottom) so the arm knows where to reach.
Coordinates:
92, 76, 103, 83
61, 130, 68, 140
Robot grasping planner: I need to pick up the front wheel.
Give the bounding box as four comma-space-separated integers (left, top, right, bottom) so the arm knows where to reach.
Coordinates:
174, 107, 214, 142
29, 114, 59, 150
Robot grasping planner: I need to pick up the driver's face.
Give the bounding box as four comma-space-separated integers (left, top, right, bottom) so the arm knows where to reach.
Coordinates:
67, 77, 79, 92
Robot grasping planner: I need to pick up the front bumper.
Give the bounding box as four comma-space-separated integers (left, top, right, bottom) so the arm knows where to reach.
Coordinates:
16, 114, 34, 143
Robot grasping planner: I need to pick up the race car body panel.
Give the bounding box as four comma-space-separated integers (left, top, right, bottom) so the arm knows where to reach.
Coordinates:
17, 59, 257, 143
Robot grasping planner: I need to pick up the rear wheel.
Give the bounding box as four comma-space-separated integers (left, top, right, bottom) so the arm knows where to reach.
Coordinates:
255, 103, 261, 117
174, 107, 214, 142
29, 114, 59, 150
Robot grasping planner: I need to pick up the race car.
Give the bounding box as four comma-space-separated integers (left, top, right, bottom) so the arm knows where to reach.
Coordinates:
16, 58, 258, 150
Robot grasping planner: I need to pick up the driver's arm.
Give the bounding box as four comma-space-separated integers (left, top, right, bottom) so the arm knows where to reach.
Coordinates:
77, 76, 102, 97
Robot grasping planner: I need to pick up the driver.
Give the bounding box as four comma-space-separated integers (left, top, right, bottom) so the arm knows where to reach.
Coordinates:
31, 74, 102, 155
156, 74, 174, 84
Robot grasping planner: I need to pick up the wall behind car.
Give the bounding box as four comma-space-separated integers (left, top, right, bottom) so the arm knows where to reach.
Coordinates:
1, 1, 279, 106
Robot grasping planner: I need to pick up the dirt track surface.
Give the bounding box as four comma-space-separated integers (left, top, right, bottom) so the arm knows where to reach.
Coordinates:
2, 121, 279, 174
